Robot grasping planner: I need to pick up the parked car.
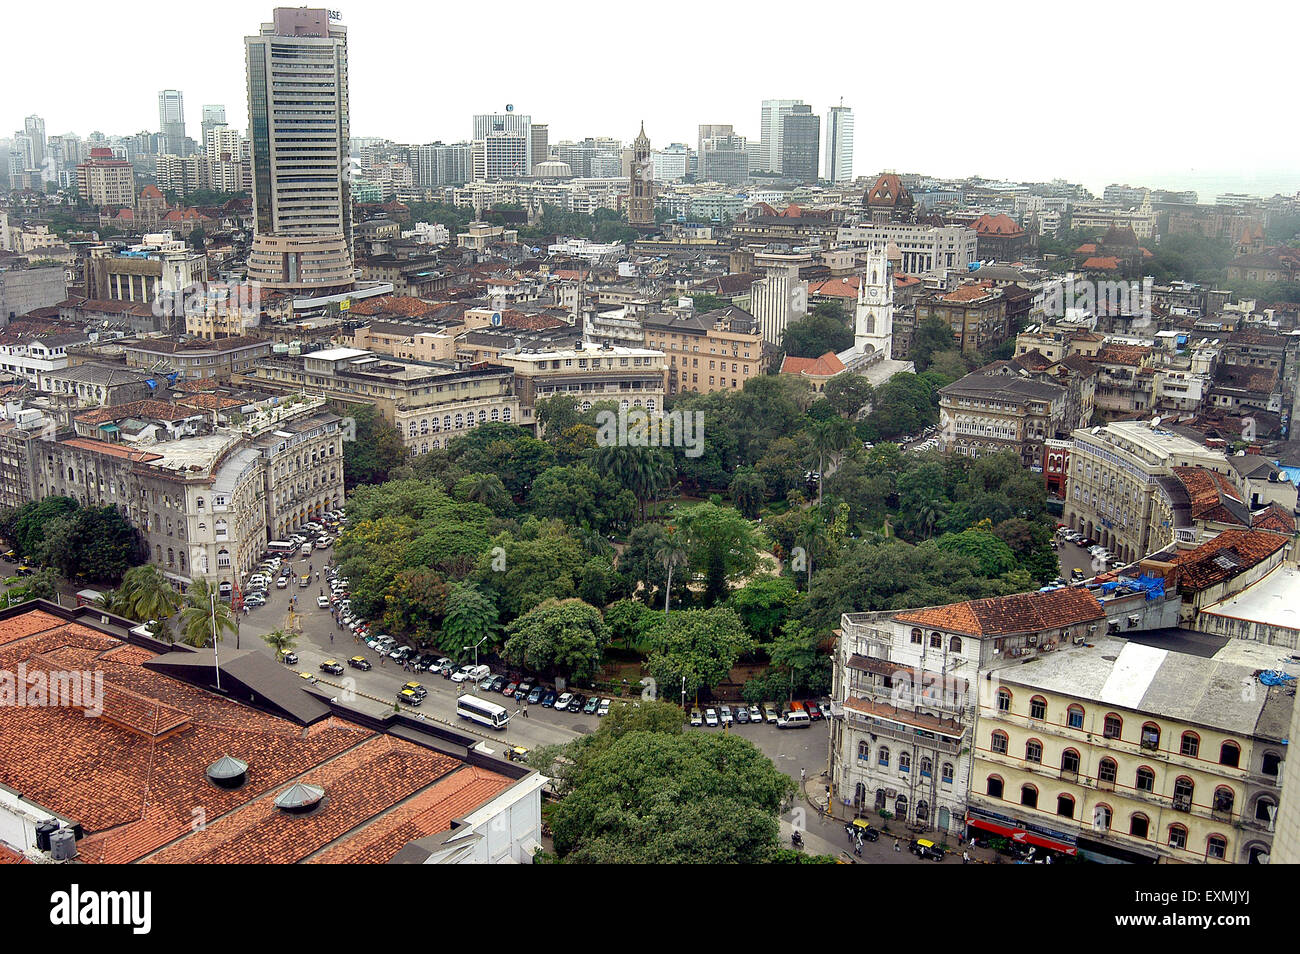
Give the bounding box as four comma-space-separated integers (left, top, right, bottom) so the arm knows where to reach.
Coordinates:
568, 693, 586, 713
597, 698, 611, 717
719, 705, 734, 725
805, 702, 823, 721
502, 681, 518, 697
818, 702, 832, 719
276, 577, 289, 589
281, 652, 298, 666
690, 706, 703, 727
583, 696, 600, 714
527, 685, 545, 705
555, 692, 573, 710
749, 704, 763, 724
704, 708, 720, 727
348, 656, 371, 671
316, 595, 330, 608
734, 706, 749, 724
763, 704, 780, 724
541, 688, 557, 708
319, 660, 344, 676
389, 646, 416, 662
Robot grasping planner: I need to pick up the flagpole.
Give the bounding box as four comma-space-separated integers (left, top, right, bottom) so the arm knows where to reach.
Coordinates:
211, 587, 221, 691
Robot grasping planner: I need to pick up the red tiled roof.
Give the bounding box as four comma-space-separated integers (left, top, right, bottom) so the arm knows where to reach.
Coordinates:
1095, 343, 1151, 366
1082, 256, 1121, 271
808, 276, 860, 299
780, 351, 846, 378
971, 213, 1025, 238
1172, 466, 1245, 524
349, 295, 442, 318
1074, 243, 1097, 255
1252, 504, 1295, 534
894, 587, 1104, 638
139, 185, 164, 200
1163, 529, 1290, 593
58, 438, 164, 463
940, 281, 995, 303
175, 393, 244, 412
0, 606, 516, 865
75, 400, 201, 425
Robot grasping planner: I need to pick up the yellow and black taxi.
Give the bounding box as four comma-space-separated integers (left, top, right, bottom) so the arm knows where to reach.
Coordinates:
319, 659, 344, 676
347, 655, 372, 671
909, 838, 945, 861
401, 681, 427, 700
397, 688, 422, 707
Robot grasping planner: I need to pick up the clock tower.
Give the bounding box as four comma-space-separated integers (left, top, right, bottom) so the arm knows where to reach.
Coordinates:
853, 248, 893, 357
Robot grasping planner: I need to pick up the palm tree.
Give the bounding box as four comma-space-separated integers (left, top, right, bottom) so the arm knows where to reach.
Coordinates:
461, 473, 510, 513
262, 628, 298, 661
114, 564, 181, 628
809, 418, 856, 508
655, 531, 689, 619
177, 579, 236, 648
795, 518, 828, 595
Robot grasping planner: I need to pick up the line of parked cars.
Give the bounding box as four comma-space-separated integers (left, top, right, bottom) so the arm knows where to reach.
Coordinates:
689, 699, 831, 729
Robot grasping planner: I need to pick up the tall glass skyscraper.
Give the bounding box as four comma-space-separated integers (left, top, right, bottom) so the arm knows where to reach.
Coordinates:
158, 90, 186, 156
244, 7, 354, 291
825, 104, 854, 183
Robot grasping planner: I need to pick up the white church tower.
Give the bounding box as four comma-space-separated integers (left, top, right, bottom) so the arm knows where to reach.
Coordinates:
853, 248, 893, 357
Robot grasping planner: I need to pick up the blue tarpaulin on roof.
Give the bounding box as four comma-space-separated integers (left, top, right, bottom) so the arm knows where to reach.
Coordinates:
1259, 670, 1296, 686
1097, 574, 1165, 601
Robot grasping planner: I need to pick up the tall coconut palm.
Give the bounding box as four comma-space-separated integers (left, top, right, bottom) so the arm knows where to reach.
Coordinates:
808, 417, 856, 508
177, 579, 236, 648
461, 473, 511, 513
655, 532, 689, 619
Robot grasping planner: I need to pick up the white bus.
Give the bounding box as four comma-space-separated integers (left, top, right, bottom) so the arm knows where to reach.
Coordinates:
456, 694, 511, 730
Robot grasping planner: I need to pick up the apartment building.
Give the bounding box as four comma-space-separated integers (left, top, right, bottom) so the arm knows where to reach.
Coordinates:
239, 347, 519, 455
1064, 420, 1233, 563
836, 222, 977, 279
119, 335, 272, 381
642, 305, 766, 394
496, 342, 667, 431
76, 148, 136, 207
915, 282, 1010, 356
969, 633, 1292, 864
832, 587, 1110, 836
938, 364, 1067, 470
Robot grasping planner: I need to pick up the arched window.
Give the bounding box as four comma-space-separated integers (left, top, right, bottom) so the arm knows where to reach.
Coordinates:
1025, 739, 1043, 764
1180, 732, 1200, 758
1061, 749, 1081, 775
857, 741, 870, 761
941, 762, 954, 784
196, 497, 205, 510
1129, 813, 1149, 839
949, 635, 963, 654
1056, 794, 1075, 818
1092, 804, 1113, 832
1020, 785, 1038, 809
1098, 758, 1118, 787
1066, 704, 1085, 729
1206, 835, 1228, 861
1168, 824, 1187, 850
986, 775, 1004, 799
1255, 796, 1277, 825
1140, 722, 1161, 751
877, 746, 890, 768
996, 688, 1012, 712
1135, 767, 1156, 792
1212, 787, 1235, 815
899, 752, 911, 774
929, 632, 941, 648
895, 794, 908, 818
1029, 696, 1047, 720
990, 731, 1008, 755
1262, 751, 1282, 777
919, 757, 933, 778
910, 627, 922, 644
916, 800, 929, 822
1219, 741, 1241, 767
1173, 776, 1194, 811
1103, 713, 1123, 739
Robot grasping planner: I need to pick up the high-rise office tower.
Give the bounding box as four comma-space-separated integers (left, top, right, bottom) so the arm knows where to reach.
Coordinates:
158, 90, 186, 156
760, 99, 803, 173
245, 7, 354, 291
201, 105, 227, 153
473, 110, 533, 173
824, 103, 854, 183
780, 105, 820, 183
23, 116, 46, 170
697, 124, 733, 163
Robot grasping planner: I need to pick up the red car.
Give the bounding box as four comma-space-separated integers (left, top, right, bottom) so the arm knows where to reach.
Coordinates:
502, 681, 518, 697
806, 702, 823, 721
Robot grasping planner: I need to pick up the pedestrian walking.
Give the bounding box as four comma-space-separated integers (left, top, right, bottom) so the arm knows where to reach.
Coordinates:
800, 767, 806, 784
894, 839, 900, 853
962, 850, 970, 864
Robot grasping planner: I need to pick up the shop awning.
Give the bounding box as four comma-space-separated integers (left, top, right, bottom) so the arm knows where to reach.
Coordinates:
968, 814, 1077, 856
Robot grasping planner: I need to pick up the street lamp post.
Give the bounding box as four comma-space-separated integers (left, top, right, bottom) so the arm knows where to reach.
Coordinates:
464, 634, 489, 688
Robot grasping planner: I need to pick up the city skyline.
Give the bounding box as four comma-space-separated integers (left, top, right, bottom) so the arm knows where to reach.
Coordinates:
6, 0, 1299, 200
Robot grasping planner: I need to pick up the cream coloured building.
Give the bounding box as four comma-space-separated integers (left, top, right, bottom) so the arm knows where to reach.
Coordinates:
969, 634, 1293, 864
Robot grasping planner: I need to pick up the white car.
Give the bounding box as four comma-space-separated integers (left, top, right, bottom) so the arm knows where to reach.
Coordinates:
450, 665, 477, 683
748, 704, 762, 723
597, 698, 611, 717
316, 595, 330, 608
704, 708, 719, 727
719, 705, 734, 725
555, 692, 574, 710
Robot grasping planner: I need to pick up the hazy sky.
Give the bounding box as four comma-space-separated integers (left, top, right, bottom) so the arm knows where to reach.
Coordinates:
7, 0, 1299, 197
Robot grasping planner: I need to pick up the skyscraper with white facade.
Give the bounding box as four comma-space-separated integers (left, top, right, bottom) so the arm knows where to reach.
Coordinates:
825, 103, 854, 183
473, 110, 533, 173
245, 7, 354, 291
759, 99, 803, 173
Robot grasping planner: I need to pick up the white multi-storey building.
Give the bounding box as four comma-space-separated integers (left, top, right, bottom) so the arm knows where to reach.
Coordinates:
824, 104, 854, 183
